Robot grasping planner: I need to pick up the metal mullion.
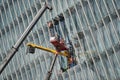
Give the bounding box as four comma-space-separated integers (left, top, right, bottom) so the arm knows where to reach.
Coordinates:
30, 20, 39, 80
64, 1, 95, 79
34, 57, 41, 80
84, 0, 115, 79
51, 0, 71, 78
102, 0, 119, 41
51, 55, 60, 80
15, 0, 30, 80
20, 0, 34, 79
36, 1, 52, 78
25, 58, 33, 80
51, 0, 66, 43
57, 0, 79, 64
36, 15, 49, 75
73, 66, 80, 80
56, 61, 65, 80
66, 1, 93, 79
27, 0, 39, 79
38, 56, 45, 79
33, 58, 38, 80
32, 0, 44, 52
43, 0, 55, 47
85, 0, 117, 79
45, 0, 63, 80
33, 0, 41, 32
32, 23, 43, 53
58, 0, 82, 67
34, 13, 44, 47
0, 31, 9, 80
34, 27, 46, 79
0, 59, 4, 79
27, 0, 35, 21
32, 0, 40, 32
53, 60, 58, 80
1, 0, 18, 79
34, 2, 53, 79
58, 0, 85, 78
87, 0, 118, 79
67, 0, 88, 79
103, 0, 120, 44
0, 11, 8, 78
1, 46, 9, 79
23, 15, 34, 80
63, 0, 83, 78
9, 1, 23, 79
41, 55, 48, 78
102, 0, 120, 67
65, 0, 95, 80
19, 47, 30, 80
40, 0, 58, 80
21, 0, 37, 79
31, 1, 47, 74
52, 57, 58, 80
32, 0, 44, 48
95, 0, 120, 78
78, 2, 103, 79
79, 0, 114, 79
0, 15, 10, 80
29, 34, 38, 80
42, 0, 60, 79
1, 13, 8, 54
1, 17, 13, 80
7, 0, 24, 80
75, 0, 100, 79
55, 56, 65, 80
61, 72, 66, 80
75, 66, 81, 80
39, 1, 52, 49
96, 0, 119, 77
34, 57, 41, 79
111, 0, 120, 20
67, 69, 72, 80
2, 0, 14, 56
71, 68, 77, 80
53, 57, 61, 80
45, 0, 53, 40
57, 1, 86, 80
17, 0, 29, 79
5, 0, 18, 79
39, 20, 50, 76
26, 15, 36, 80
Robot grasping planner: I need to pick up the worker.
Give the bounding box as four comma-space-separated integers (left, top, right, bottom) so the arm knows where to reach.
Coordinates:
60, 18, 77, 68
47, 21, 68, 72
47, 18, 77, 72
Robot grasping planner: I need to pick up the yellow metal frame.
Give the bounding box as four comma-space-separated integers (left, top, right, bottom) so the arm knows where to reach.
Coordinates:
27, 43, 70, 57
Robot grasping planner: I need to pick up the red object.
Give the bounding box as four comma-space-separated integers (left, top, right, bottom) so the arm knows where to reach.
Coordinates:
50, 38, 68, 51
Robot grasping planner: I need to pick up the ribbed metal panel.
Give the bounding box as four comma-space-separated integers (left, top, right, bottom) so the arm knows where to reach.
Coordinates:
0, 0, 120, 80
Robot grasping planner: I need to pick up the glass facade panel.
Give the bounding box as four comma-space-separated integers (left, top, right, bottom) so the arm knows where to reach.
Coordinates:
0, 0, 120, 80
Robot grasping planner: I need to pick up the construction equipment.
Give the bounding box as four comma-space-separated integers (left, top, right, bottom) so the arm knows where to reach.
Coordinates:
26, 43, 70, 57
26, 18, 77, 80
44, 54, 58, 80
27, 43, 60, 80
26, 43, 71, 80
0, 2, 52, 74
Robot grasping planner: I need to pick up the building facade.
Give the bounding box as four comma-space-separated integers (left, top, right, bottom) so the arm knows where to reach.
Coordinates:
0, 0, 120, 80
